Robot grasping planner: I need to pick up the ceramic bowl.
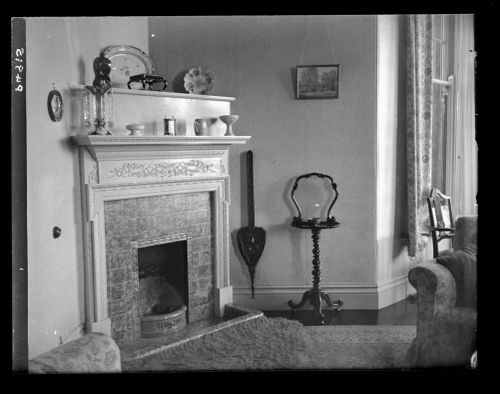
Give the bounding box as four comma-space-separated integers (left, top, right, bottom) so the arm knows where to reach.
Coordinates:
126, 123, 145, 136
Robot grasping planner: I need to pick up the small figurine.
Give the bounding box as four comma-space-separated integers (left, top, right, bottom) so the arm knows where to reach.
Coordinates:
92, 53, 112, 91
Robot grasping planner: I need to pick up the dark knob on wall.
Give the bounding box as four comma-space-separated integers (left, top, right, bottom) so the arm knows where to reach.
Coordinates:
53, 226, 62, 239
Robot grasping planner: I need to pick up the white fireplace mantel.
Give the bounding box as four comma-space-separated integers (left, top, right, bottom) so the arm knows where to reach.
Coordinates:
72, 135, 251, 146
72, 135, 251, 161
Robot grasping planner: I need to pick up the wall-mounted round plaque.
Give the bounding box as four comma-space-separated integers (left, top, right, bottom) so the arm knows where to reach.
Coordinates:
47, 87, 63, 122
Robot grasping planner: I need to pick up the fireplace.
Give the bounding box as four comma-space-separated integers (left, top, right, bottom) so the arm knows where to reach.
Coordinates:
72, 135, 250, 341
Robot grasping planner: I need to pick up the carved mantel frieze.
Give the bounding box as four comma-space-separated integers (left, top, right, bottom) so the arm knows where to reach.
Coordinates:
72, 135, 250, 184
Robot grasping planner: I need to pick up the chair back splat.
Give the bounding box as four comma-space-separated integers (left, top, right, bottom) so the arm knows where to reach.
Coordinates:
427, 188, 455, 258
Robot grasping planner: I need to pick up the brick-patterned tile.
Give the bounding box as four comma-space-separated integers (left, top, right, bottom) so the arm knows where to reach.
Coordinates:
173, 212, 186, 228
160, 196, 175, 213
136, 217, 149, 237
196, 277, 213, 293
184, 210, 198, 226
106, 235, 136, 253
111, 312, 128, 332
195, 209, 210, 223
123, 198, 138, 217
106, 250, 136, 270
108, 298, 129, 315
173, 196, 186, 212
194, 264, 212, 280
191, 291, 211, 308
136, 198, 150, 218
187, 224, 207, 238
195, 195, 210, 210
148, 196, 164, 215
104, 218, 137, 238
104, 200, 124, 223
109, 281, 132, 300
190, 237, 211, 253
189, 305, 213, 323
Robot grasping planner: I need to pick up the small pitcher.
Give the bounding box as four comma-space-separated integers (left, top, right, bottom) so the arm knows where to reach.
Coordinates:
194, 119, 208, 136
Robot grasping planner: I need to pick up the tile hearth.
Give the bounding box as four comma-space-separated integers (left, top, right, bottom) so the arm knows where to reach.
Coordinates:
119, 304, 263, 362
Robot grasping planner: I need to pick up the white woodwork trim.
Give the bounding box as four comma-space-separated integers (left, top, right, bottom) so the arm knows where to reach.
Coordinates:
233, 276, 410, 311
72, 135, 251, 147
84, 176, 231, 330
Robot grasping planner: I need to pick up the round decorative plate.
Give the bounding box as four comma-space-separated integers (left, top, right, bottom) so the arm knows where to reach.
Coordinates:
101, 45, 155, 88
184, 66, 214, 95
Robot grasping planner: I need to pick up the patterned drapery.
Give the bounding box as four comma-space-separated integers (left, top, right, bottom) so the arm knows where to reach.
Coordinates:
406, 15, 434, 257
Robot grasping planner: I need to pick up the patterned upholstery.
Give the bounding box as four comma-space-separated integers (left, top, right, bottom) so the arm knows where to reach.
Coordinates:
29, 332, 121, 373
406, 215, 477, 368
452, 215, 477, 255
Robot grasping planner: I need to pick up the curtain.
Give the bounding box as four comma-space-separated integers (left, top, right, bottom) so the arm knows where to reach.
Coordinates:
406, 15, 434, 257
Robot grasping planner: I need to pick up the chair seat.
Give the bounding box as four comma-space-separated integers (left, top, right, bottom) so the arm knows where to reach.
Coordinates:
431, 227, 454, 232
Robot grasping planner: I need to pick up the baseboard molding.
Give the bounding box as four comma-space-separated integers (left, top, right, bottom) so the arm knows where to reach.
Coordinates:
233, 277, 410, 311
376, 276, 411, 309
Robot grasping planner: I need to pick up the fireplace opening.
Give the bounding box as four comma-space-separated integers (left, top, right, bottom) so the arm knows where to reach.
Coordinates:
138, 240, 189, 337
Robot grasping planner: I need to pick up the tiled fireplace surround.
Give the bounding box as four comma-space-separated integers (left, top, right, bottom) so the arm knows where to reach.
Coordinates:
72, 135, 251, 345
104, 192, 214, 343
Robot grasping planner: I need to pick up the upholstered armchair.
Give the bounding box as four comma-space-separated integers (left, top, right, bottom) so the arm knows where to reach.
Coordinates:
29, 332, 121, 373
407, 215, 477, 368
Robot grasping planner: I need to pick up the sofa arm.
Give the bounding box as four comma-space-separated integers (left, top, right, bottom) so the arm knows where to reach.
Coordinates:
408, 260, 457, 325
29, 332, 121, 373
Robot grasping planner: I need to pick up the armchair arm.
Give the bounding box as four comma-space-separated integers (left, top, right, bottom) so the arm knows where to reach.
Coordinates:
453, 215, 477, 253
408, 260, 457, 333
29, 332, 121, 373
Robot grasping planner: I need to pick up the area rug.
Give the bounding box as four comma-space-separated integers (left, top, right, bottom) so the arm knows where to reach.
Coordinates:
122, 316, 416, 371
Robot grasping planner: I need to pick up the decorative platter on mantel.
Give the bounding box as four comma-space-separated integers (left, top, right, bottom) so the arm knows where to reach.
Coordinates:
101, 45, 155, 88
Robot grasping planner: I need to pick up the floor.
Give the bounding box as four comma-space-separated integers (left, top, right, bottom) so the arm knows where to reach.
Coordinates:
263, 298, 417, 326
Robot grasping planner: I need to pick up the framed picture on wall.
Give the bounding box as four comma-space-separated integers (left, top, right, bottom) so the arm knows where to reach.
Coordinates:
296, 64, 339, 99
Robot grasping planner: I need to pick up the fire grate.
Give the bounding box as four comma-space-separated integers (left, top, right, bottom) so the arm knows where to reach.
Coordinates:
141, 305, 187, 338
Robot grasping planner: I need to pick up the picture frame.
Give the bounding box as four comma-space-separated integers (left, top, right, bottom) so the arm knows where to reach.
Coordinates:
296, 64, 339, 100
47, 88, 64, 122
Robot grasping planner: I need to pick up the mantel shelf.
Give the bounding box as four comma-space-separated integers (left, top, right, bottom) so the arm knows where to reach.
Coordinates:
71, 135, 251, 147
68, 83, 236, 102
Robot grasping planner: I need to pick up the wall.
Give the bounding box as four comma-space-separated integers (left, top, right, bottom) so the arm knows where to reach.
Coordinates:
24, 15, 416, 359
149, 15, 379, 310
26, 16, 148, 358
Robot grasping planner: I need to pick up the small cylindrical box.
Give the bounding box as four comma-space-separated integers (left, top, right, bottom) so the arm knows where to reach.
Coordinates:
164, 115, 176, 136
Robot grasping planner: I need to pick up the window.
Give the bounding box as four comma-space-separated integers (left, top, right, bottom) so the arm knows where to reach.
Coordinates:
431, 14, 477, 217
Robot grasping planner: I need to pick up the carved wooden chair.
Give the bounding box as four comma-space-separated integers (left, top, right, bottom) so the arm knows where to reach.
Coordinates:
427, 188, 455, 258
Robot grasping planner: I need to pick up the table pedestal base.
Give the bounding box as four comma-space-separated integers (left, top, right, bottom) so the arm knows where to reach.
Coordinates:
288, 288, 343, 325
288, 226, 343, 325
